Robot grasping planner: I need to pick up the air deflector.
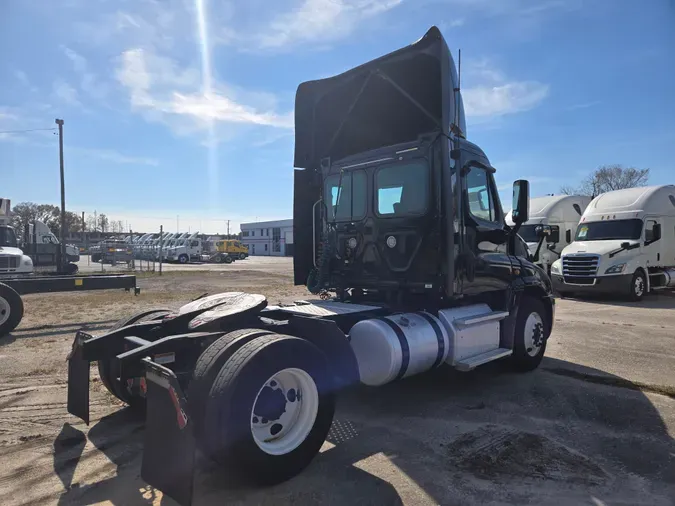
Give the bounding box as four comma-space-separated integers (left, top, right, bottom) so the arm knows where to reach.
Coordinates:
294, 26, 466, 169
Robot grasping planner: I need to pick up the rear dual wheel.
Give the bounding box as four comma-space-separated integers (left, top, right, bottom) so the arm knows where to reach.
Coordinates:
197, 333, 335, 485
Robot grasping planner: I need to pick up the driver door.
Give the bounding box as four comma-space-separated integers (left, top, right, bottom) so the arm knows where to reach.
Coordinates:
461, 163, 514, 294
643, 217, 662, 267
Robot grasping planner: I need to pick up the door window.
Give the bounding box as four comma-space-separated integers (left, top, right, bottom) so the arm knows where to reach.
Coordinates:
466, 166, 498, 222
645, 220, 658, 242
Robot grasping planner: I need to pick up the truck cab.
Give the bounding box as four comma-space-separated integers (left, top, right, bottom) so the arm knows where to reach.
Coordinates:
215, 239, 248, 260
551, 185, 675, 300
506, 195, 591, 274
0, 198, 34, 276
292, 26, 554, 372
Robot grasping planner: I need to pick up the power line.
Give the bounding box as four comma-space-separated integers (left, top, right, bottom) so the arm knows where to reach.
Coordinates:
0, 127, 58, 134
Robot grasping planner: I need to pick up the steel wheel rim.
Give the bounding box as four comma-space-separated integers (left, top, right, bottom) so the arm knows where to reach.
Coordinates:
0, 296, 10, 326
634, 276, 644, 297
250, 367, 319, 456
524, 312, 545, 357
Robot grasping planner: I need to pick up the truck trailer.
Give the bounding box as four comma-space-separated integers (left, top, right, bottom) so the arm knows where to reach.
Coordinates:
551, 184, 675, 300
65, 26, 555, 506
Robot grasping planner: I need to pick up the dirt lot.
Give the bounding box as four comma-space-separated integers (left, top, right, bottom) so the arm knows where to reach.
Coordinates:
1, 260, 673, 506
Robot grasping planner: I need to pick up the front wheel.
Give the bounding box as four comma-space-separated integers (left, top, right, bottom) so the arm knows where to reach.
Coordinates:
239, 253, 246, 260
511, 297, 549, 372
628, 270, 647, 301
178, 254, 189, 264
0, 283, 24, 336
203, 334, 335, 485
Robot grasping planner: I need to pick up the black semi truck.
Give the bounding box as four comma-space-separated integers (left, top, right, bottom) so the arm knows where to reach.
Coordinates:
66, 26, 554, 506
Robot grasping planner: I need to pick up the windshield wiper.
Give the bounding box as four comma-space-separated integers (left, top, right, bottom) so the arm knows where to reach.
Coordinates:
609, 241, 640, 258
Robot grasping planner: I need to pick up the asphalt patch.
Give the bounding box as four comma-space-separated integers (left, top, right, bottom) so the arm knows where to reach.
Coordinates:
447, 426, 608, 485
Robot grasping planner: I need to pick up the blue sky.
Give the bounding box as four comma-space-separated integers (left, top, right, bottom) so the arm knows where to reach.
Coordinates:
2, 0, 674, 233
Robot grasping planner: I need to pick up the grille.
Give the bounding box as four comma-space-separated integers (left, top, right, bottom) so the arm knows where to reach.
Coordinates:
563, 276, 595, 285
0, 255, 19, 270
562, 254, 599, 277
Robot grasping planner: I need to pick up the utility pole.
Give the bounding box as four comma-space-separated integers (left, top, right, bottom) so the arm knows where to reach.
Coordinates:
227, 220, 230, 237
159, 225, 163, 276
56, 119, 67, 272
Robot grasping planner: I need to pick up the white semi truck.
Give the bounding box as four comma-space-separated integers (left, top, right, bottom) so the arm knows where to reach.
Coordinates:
506, 195, 591, 274
551, 185, 675, 300
165, 232, 202, 263
0, 199, 34, 276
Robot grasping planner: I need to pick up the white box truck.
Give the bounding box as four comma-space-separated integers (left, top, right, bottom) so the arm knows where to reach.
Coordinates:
551, 185, 675, 300
506, 195, 591, 274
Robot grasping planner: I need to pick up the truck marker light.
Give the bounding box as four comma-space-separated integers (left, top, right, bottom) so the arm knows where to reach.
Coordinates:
386, 236, 397, 248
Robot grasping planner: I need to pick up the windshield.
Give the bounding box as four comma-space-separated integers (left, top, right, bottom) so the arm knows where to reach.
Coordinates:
0, 226, 18, 248
376, 160, 428, 216
575, 219, 643, 241
517, 225, 542, 243
324, 169, 367, 221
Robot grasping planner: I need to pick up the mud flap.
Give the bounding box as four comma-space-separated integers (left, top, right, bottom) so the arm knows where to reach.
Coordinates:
141, 358, 196, 506
67, 331, 92, 425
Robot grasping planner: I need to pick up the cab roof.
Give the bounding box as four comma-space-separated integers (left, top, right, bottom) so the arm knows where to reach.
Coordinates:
583, 185, 675, 221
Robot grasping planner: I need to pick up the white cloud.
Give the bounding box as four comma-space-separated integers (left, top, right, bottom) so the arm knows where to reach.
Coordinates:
115, 48, 293, 136
52, 80, 82, 107
246, 0, 403, 50
71, 147, 159, 166
61, 46, 108, 101
464, 81, 549, 117
461, 58, 549, 120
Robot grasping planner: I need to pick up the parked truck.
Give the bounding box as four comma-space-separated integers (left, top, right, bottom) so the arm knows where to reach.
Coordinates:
66, 26, 555, 506
551, 185, 675, 300
210, 239, 248, 262
0, 199, 34, 276
506, 195, 591, 274
166, 232, 203, 263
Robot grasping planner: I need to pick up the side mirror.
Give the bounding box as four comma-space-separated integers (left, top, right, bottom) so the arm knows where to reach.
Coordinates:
566, 229, 572, 243
511, 180, 530, 224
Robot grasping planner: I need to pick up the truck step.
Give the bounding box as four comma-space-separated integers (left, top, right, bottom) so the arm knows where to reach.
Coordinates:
455, 348, 512, 372
454, 311, 509, 328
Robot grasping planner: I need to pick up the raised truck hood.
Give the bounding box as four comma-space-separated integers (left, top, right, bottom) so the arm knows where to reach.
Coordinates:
293, 25, 466, 169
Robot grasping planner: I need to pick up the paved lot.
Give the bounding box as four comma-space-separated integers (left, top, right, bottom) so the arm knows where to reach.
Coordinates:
75, 255, 293, 276
0, 259, 673, 505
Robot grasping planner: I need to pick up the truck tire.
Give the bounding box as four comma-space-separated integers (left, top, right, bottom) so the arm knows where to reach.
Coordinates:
188, 328, 273, 447
97, 309, 171, 407
224, 255, 233, 264
239, 253, 246, 260
628, 270, 647, 301
511, 297, 548, 372
213, 254, 223, 264
202, 334, 335, 485
178, 254, 189, 264
0, 283, 24, 337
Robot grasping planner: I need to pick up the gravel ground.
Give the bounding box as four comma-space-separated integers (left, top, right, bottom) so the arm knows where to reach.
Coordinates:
0, 259, 673, 506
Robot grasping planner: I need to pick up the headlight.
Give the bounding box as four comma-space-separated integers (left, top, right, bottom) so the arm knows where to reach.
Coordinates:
605, 263, 626, 274
550, 261, 561, 275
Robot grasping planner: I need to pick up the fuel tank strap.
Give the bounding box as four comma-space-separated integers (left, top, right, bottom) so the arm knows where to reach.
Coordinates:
417, 312, 445, 368
377, 317, 410, 380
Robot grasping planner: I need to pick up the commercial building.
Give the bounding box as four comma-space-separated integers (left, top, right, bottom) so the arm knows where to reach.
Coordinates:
240, 219, 293, 256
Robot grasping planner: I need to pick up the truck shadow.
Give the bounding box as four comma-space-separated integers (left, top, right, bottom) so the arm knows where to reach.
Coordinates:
55, 358, 674, 505
559, 291, 675, 309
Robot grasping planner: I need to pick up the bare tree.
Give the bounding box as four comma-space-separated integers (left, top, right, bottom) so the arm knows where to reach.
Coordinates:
98, 214, 109, 233
86, 214, 97, 232
560, 165, 649, 196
